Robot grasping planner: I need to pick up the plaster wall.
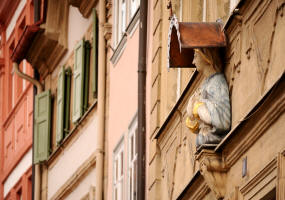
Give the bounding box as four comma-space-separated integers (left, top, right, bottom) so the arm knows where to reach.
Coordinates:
65, 168, 96, 200
225, 113, 285, 198
6, 0, 26, 40
145, 0, 154, 198
57, 5, 93, 71
3, 148, 32, 197
147, 0, 285, 199
107, 27, 139, 200
47, 112, 98, 199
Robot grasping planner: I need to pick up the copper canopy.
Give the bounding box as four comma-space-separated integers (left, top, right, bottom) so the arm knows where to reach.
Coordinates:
167, 15, 227, 68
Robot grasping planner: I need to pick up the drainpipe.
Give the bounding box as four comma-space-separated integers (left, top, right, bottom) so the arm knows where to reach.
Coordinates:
13, 62, 43, 200
13, 63, 43, 92
95, 0, 106, 199
138, 0, 148, 199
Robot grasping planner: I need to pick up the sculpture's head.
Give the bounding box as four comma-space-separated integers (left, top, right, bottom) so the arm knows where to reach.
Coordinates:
193, 48, 223, 76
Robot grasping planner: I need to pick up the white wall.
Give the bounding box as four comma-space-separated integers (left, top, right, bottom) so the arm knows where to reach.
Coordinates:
65, 168, 96, 200
53, 5, 93, 79
6, 0, 27, 40
47, 112, 98, 199
4, 148, 32, 197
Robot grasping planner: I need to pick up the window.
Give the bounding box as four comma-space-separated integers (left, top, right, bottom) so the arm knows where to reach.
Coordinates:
114, 0, 126, 46
56, 66, 71, 145
130, 0, 139, 19
16, 188, 22, 200
114, 0, 140, 46
8, 41, 15, 111
72, 39, 91, 123
261, 188, 276, 200
230, 0, 239, 12
113, 139, 124, 200
128, 119, 138, 200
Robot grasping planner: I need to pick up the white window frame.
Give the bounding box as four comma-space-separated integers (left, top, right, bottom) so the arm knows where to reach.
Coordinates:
114, 0, 127, 47
230, 0, 239, 12
113, 0, 140, 47
127, 116, 138, 200
113, 138, 125, 200
129, 0, 140, 19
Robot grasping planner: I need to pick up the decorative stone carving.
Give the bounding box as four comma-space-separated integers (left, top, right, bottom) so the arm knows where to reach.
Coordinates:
196, 150, 228, 200
69, 0, 96, 18
157, 111, 197, 200
186, 48, 231, 148
243, 0, 284, 93
103, 23, 112, 41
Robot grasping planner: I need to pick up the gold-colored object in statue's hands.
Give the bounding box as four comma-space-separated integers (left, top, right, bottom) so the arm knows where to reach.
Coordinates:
193, 101, 204, 119
186, 116, 199, 133
186, 101, 204, 133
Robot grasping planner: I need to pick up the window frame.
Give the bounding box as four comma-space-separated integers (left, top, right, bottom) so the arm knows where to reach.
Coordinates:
113, 137, 125, 200
230, 0, 240, 12
113, 0, 140, 47
127, 117, 138, 200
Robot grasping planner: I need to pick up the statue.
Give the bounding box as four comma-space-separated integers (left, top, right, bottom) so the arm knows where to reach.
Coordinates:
186, 48, 231, 148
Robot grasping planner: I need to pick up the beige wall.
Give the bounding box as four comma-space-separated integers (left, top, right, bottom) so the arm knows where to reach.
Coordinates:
146, 0, 285, 199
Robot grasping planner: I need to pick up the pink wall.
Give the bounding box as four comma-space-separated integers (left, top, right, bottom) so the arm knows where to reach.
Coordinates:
107, 27, 139, 200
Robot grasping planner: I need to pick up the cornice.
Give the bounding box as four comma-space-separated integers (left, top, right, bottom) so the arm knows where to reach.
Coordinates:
219, 73, 285, 168
240, 157, 277, 196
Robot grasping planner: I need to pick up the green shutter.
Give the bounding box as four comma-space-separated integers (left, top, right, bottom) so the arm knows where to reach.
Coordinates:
92, 8, 98, 98
34, 90, 51, 164
72, 39, 85, 123
56, 66, 65, 145
64, 67, 72, 137
83, 41, 91, 112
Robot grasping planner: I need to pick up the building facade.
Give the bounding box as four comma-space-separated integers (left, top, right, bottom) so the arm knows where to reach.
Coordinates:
0, 1, 34, 199
146, 0, 285, 200
0, 0, 284, 200
107, 0, 140, 200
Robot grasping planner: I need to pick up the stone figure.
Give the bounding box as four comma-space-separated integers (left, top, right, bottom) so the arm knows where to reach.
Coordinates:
186, 48, 231, 148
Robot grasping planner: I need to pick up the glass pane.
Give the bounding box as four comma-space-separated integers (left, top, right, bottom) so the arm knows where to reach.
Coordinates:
120, 151, 124, 176
129, 168, 133, 200
135, 128, 138, 155
134, 160, 137, 199
116, 159, 118, 181
120, 180, 124, 200
131, 135, 134, 160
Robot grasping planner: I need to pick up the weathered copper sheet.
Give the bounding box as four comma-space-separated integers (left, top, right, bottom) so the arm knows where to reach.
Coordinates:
168, 16, 226, 68
11, 25, 41, 63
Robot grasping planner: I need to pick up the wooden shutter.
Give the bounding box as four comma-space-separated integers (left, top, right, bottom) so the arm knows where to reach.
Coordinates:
64, 67, 72, 136
72, 39, 85, 123
34, 90, 51, 164
92, 8, 98, 98
56, 66, 65, 144
83, 41, 91, 112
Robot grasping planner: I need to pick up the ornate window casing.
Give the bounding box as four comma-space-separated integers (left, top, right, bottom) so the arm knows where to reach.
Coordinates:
127, 118, 138, 200
240, 152, 285, 200
113, 139, 125, 200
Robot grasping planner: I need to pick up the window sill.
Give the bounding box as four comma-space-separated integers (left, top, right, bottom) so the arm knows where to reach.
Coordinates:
110, 7, 140, 66
110, 35, 127, 65
126, 7, 140, 36
47, 99, 98, 166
